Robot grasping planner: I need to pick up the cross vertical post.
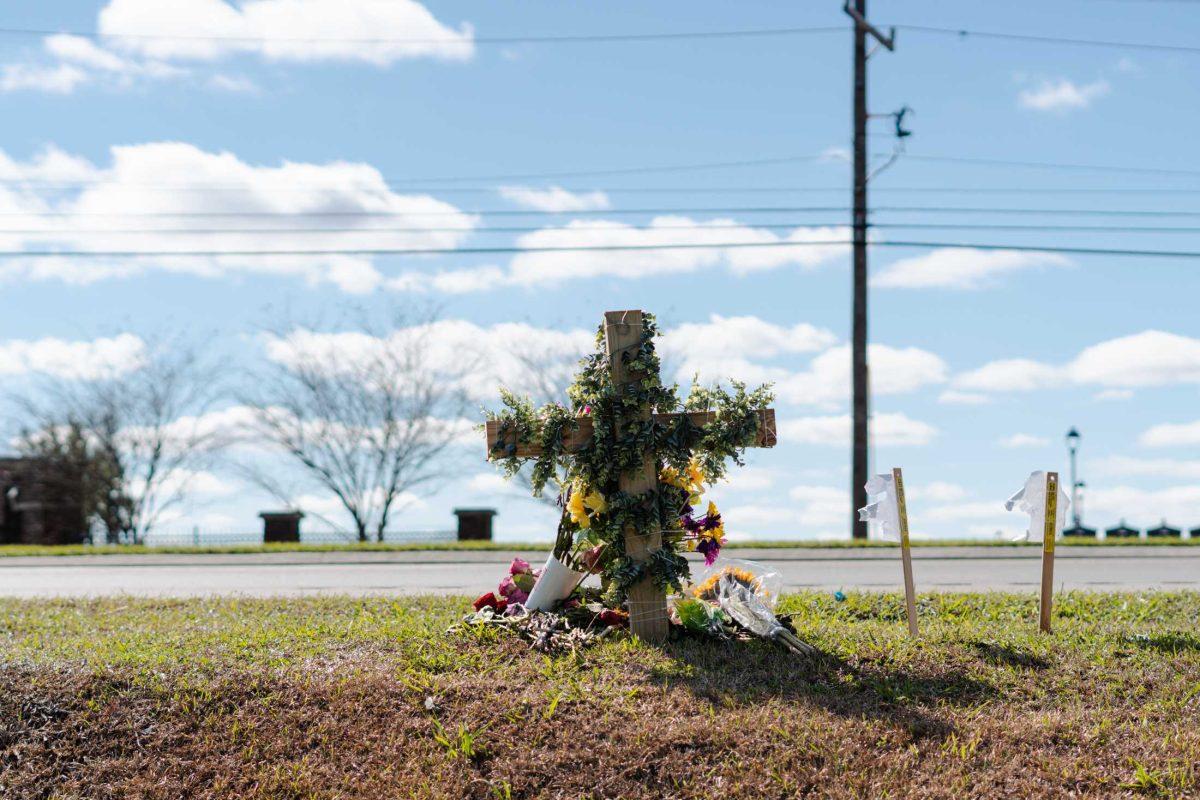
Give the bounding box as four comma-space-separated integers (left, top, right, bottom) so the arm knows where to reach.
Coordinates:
1039, 471, 1059, 633
604, 310, 670, 643
891, 467, 918, 637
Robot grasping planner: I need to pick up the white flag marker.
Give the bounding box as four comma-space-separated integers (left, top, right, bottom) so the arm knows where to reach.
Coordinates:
859, 468, 919, 636
1005, 470, 1069, 633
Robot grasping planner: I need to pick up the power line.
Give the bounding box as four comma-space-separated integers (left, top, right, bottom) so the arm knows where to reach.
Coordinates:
0, 24, 844, 45
8, 204, 1200, 219
880, 153, 1200, 178
7, 182, 1200, 195
894, 23, 1200, 54
0, 239, 1196, 258
2, 221, 1194, 236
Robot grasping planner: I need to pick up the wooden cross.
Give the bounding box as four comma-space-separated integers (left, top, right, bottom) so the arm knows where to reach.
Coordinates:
484, 309, 777, 643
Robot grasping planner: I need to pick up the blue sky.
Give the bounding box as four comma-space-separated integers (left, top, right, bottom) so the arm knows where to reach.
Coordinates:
1, 0, 1198, 542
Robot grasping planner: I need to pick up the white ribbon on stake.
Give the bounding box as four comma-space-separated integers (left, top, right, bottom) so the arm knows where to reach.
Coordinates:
1005, 470, 1070, 543
1005, 470, 1070, 633
858, 468, 919, 636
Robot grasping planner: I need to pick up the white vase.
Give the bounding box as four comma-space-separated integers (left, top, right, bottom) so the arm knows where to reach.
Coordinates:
524, 554, 585, 612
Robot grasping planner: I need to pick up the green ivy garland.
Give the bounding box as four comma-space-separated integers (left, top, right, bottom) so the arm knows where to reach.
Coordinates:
487, 314, 773, 605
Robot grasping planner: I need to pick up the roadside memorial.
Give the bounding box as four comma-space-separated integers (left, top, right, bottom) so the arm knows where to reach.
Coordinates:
858, 467, 919, 636
471, 309, 808, 652
1006, 470, 1069, 633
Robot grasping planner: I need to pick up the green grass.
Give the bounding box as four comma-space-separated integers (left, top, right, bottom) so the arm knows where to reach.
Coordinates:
1, 592, 1198, 798
1, 535, 1195, 558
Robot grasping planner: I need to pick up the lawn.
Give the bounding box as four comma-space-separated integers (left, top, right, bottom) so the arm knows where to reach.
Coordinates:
2, 593, 1198, 799
1, 536, 1196, 558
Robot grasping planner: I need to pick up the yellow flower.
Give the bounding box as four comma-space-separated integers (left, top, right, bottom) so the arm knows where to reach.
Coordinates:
659, 465, 685, 489
686, 458, 707, 490
566, 490, 590, 529
583, 488, 607, 515
566, 481, 607, 529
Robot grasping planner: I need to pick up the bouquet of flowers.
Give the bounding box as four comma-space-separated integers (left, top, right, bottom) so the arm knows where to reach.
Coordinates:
673, 560, 815, 656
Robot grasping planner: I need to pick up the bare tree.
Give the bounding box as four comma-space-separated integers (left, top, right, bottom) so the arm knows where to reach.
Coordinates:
11, 339, 226, 543
502, 344, 583, 509
243, 310, 472, 542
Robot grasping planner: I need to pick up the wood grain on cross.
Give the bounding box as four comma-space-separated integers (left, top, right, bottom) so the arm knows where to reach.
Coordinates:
484, 309, 777, 643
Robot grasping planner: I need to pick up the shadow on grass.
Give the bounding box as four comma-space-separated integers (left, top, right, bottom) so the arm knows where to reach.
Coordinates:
1126, 632, 1200, 654
651, 637, 996, 741
969, 641, 1050, 671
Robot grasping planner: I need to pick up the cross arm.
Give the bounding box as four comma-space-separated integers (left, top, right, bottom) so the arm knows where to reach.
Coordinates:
485, 408, 776, 459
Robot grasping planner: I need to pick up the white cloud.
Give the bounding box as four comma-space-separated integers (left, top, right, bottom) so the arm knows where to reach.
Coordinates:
498, 186, 610, 212
2, 34, 185, 95
998, 433, 1050, 449
1085, 485, 1200, 529
1139, 420, 1200, 448
658, 314, 838, 387
872, 248, 1070, 290
937, 390, 991, 406
956, 330, 1200, 396
1068, 331, 1200, 388
775, 344, 947, 407
389, 265, 511, 295
1096, 455, 1200, 480
263, 319, 593, 402
954, 359, 1062, 392
778, 412, 937, 447
207, 73, 258, 93
0, 333, 146, 379
910, 481, 968, 503
466, 473, 509, 493
1018, 78, 1109, 112
0, 63, 89, 93
97, 0, 474, 65
819, 146, 851, 163
0, 141, 476, 293
924, 500, 1011, 522
507, 218, 850, 286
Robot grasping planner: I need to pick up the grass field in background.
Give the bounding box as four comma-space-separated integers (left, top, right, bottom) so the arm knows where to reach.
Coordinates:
1, 536, 1196, 557
2, 592, 1197, 798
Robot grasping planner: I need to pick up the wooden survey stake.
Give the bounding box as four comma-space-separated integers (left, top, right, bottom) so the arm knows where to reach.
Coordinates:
1039, 471, 1059, 634
891, 467, 919, 637
484, 309, 777, 644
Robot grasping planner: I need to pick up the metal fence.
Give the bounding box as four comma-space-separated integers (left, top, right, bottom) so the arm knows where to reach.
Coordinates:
87, 528, 457, 548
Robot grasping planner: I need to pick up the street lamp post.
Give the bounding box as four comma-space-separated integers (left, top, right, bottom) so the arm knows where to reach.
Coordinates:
1066, 427, 1082, 527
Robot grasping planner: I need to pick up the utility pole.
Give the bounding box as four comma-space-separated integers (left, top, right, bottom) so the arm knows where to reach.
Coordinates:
845, 1, 894, 539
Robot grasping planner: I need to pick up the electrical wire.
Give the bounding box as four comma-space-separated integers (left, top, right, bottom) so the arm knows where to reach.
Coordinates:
893, 23, 1200, 55
6, 204, 1200, 219
0, 239, 1196, 258
1, 221, 1199, 236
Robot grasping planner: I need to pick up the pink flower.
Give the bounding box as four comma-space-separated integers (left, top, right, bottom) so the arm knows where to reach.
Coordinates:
581, 544, 605, 574
498, 574, 529, 604
509, 558, 532, 576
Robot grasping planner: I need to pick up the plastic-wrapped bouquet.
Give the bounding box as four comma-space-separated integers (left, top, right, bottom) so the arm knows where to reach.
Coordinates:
674, 560, 815, 656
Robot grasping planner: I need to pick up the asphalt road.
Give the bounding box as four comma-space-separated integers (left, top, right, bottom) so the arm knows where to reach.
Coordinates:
1, 547, 1197, 598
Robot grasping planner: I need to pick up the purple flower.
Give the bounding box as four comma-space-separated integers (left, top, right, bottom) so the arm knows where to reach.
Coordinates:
499, 574, 529, 604
696, 537, 721, 566
702, 511, 722, 532
681, 513, 704, 534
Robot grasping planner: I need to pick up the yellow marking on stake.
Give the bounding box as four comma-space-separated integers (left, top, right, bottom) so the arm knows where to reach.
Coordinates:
1039, 471, 1058, 633
892, 467, 919, 637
